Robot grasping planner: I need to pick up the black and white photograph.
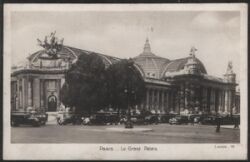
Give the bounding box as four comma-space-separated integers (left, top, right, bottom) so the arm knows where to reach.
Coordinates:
3, 3, 248, 160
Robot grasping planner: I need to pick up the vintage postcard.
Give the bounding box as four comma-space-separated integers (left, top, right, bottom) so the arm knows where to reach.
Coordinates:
3, 3, 248, 160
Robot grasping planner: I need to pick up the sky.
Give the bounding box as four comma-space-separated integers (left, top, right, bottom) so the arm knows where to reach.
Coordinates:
10, 10, 240, 82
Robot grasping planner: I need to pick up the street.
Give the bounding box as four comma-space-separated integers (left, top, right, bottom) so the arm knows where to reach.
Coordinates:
11, 124, 240, 143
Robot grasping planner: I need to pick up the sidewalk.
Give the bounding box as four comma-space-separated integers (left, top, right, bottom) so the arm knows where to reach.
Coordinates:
221, 125, 240, 129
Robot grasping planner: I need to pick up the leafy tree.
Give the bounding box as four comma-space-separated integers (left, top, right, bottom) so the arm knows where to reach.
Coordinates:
60, 83, 72, 108
106, 59, 146, 115
61, 53, 108, 115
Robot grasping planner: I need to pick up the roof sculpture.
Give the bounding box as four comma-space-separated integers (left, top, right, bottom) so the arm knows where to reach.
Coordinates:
37, 31, 64, 59
226, 61, 234, 74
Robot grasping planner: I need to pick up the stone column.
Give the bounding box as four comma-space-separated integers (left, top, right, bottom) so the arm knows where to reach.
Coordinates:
211, 88, 215, 112
40, 80, 44, 109
185, 83, 189, 109
156, 89, 160, 112
189, 84, 195, 112
214, 89, 218, 113
16, 79, 20, 110
27, 79, 32, 106
57, 79, 61, 108
170, 91, 174, 112
196, 85, 201, 110
202, 87, 207, 112
141, 98, 144, 110
165, 92, 169, 113
25, 78, 29, 109
228, 90, 232, 114
146, 89, 149, 110
22, 78, 26, 109
209, 88, 213, 112
206, 88, 211, 113
174, 90, 179, 113
220, 90, 224, 112
161, 91, 165, 113
231, 89, 236, 114
173, 91, 177, 112
221, 90, 225, 112
33, 78, 40, 110
198, 86, 203, 112
218, 90, 221, 112
151, 89, 155, 110
225, 90, 229, 112
180, 84, 185, 110
18, 79, 23, 109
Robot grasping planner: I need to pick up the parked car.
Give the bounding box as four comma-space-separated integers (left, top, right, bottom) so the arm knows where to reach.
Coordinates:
89, 113, 106, 125
188, 114, 203, 124
11, 110, 47, 127
169, 115, 189, 125
159, 114, 177, 123
130, 115, 145, 125
90, 112, 120, 125
145, 114, 160, 125
105, 114, 120, 125
220, 115, 240, 125
201, 115, 217, 125
72, 114, 85, 125
36, 112, 48, 125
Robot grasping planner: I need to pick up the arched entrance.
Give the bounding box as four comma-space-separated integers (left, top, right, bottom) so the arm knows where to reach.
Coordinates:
48, 95, 57, 112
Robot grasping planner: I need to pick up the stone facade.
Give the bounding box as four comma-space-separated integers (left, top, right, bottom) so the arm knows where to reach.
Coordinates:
11, 38, 240, 115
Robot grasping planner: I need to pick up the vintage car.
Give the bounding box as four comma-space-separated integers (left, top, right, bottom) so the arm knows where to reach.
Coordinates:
89, 112, 120, 125
159, 114, 177, 123
200, 115, 217, 125
144, 114, 160, 125
11, 110, 47, 127
105, 113, 120, 125
130, 115, 146, 125
188, 114, 203, 124
169, 115, 189, 125
220, 114, 240, 125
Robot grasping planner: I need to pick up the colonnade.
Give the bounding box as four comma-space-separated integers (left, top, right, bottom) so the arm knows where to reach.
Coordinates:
139, 83, 236, 115
176, 82, 236, 114
140, 87, 175, 113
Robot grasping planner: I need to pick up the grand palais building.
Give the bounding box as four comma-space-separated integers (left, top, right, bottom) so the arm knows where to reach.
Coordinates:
11, 34, 240, 116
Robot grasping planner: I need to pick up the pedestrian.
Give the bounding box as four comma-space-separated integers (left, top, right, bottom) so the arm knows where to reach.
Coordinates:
234, 116, 239, 129
215, 115, 221, 133
65, 107, 70, 112
194, 117, 198, 125
191, 116, 195, 126
84, 117, 90, 125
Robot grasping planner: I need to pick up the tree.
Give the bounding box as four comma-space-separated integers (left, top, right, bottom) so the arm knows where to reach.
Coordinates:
60, 83, 72, 108
61, 53, 108, 115
106, 59, 146, 115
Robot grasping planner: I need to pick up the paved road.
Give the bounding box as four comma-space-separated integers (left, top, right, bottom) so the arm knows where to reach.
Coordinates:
11, 124, 240, 143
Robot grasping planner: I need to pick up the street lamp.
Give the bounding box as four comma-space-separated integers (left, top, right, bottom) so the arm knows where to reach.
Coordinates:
124, 63, 134, 129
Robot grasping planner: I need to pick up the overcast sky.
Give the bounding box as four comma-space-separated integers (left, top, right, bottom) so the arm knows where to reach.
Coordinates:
11, 11, 240, 82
